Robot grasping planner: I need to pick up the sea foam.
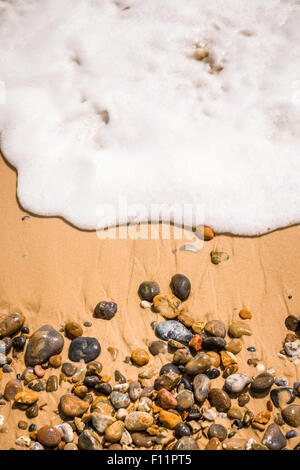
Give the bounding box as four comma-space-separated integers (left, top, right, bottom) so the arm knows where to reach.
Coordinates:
0, 0, 300, 235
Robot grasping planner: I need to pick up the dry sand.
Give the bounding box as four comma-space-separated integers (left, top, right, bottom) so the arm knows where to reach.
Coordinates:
0, 153, 300, 449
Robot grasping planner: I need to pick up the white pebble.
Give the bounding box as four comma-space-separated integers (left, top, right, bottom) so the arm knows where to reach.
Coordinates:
257, 364, 265, 372
113, 383, 129, 392
30, 442, 44, 450
140, 300, 152, 309
202, 408, 217, 421
15, 436, 31, 447
246, 438, 255, 450
55, 423, 74, 443
284, 341, 299, 357
0, 415, 4, 427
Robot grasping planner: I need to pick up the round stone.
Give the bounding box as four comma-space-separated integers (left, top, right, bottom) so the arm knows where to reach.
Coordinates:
125, 412, 153, 432
25, 325, 64, 366
261, 423, 287, 450
173, 348, 192, 365
131, 348, 149, 367
157, 388, 177, 409
61, 362, 77, 377
94, 382, 112, 396
105, 420, 124, 443
228, 322, 252, 338
37, 425, 61, 448
173, 436, 199, 450
193, 374, 211, 403
160, 363, 181, 376
153, 294, 182, 319
282, 404, 300, 427
227, 407, 243, 420
4, 379, 22, 401
26, 403, 39, 419
155, 320, 193, 345
176, 390, 194, 410
59, 394, 89, 417
251, 372, 274, 393
224, 373, 252, 394
55, 423, 74, 443
226, 339, 243, 354
49, 355, 62, 368
148, 340, 167, 356
138, 281, 160, 302
0, 312, 25, 338
208, 424, 227, 441
110, 391, 130, 409
94, 301, 117, 320
205, 368, 220, 380
64, 321, 83, 340
285, 315, 300, 331
239, 308, 252, 319
68, 337, 101, 363
204, 320, 226, 338
208, 388, 231, 412
170, 274, 191, 301
185, 352, 211, 376
174, 422, 191, 438
195, 225, 214, 241
128, 381, 142, 402
202, 336, 226, 351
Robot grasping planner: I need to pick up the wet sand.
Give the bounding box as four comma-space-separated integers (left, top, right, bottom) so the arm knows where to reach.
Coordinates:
0, 154, 300, 449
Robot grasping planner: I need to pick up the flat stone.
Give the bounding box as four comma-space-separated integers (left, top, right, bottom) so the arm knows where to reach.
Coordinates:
228, 322, 252, 338
78, 430, 102, 450
25, 325, 64, 366
59, 394, 89, 417
204, 320, 226, 338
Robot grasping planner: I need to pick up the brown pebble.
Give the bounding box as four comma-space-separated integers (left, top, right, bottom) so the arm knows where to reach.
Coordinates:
49, 355, 62, 368
64, 321, 83, 340
18, 420, 28, 430
37, 425, 61, 448
131, 348, 150, 367
26, 403, 39, 419
195, 225, 214, 241
239, 308, 252, 320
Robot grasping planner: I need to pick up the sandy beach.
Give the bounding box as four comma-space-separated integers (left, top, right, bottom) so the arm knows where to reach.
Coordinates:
0, 153, 300, 449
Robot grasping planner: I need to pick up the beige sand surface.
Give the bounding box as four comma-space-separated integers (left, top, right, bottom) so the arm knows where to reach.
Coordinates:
0, 154, 300, 449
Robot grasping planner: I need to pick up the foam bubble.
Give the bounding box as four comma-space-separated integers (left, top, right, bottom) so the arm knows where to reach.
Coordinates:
0, 0, 300, 234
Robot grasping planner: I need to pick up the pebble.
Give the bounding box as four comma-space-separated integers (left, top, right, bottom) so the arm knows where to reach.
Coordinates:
251, 372, 274, 394
131, 348, 149, 366
95, 382, 112, 396
286, 430, 298, 439
155, 320, 193, 345
202, 336, 226, 351
174, 436, 199, 450
4, 379, 22, 401
160, 363, 181, 376
131, 432, 153, 448
224, 373, 252, 394
140, 300, 152, 309
205, 437, 222, 450
14, 390, 39, 405
210, 251, 229, 265
49, 354, 62, 368
37, 425, 61, 448
157, 388, 177, 409
173, 348, 192, 365
30, 442, 44, 450
282, 404, 300, 427
284, 341, 299, 357
25, 325, 64, 366
202, 407, 217, 421
261, 423, 287, 450
64, 443, 78, 450
12, 335, 26, 352
208, 388, 231, 412
228, 322, 252, 338
115, 408, 128, 420
226, 339, 243, 354
18, 420, 28, 430
125, 411, 153, 431
270, 387, 295, 408
154, 371, 181, 391
26, 403, 39, 418
137, 397, 153, 412
175, 422, 191, 438
128, 381, 142, 402
239, 308, 252, 319
204, 320, 226, 338
227, 407, 243, 420
275, 376, 289, 387
78, 430, 102, 450
179, 244, 199, 253
222, 438, 247, 450
15, 436, 31, 447
91, 413, 116, 434
170, 274, 191, 301
64, 321, 83, 339
185, 352, 211, 375
94, 301, 117, 320
159, 410, 181, 429
208, 423, 227, 441
0, 312, 25, 338
68, 336, 101, 363
138, 281, 160, 302
120, 428, 132, 446
176, 390, 194, 410
195, 225, 214, 241
238, 393, 250, 406
59, 394, 89, 417
105, 420, 125, 443
46, 375, 58, 392
193, 374, 211, 403
55, 423, 74, 443
61, 362, 77, 377
285, 315, 300, 331
247, 346, 256, 352
110, 391, 130, 409
148, 340, 167, 356
153, 294, 182, 319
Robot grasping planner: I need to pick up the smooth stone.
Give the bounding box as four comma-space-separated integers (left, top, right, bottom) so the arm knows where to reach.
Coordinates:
270, 387, 295, 408
14, 390, 39, 405
193, 374, 211, 403
228, 322, 252, 338
173, 436, 199, 450
174, 422, 191, 438
261, 423, 287, 450
227, 407, 243, 420
49, 354, 62, 368
176, 390, 194, 410
86, 361, 103, 376
105, 420, 125, 443
64, 321, 83, 340
94, 301, 117, 320
30, 442, 44, 450
284, 341, 299, 357
61, 362, 77, 377
222, 438, 247, 450
68, 337, 101, 363
78, 430, 102, 450
153, 294, 182, 319
37, 426, 61, 448
46, 375, 58, 392
208, 388, 231, 412
138, 281, 160, 302
275, 377, 289, 387
91, 397, 114, 416
131, 432, 153, 448
0, 312, 25, 338
131, 348, 149, 366
91, 413, 115, 434
110, 391, 130, 409
128, 381, 142, 402
173, 348, 192, 365
26, 403, 39, 419
160, 363, 181, 376
185, 352, 211, 376
55, 423, 74, 443
204, 320, 226, 338
125, 412, 153, 432
4, 379, 22, 401
170, 274, 191, 301
208, 423, 227, 441
202, 336, 226, 351
224, 373, 252, 394
148, 341, 167, 356
210, 251, 229, 265
285, 315, 300, 331
251, 373, 274, 393
155, 320, 193, 345
137, 397, 153, 413
25, 325, 64, 366
59, 394, 89, 417
247, 346, 256, 352
157, 389, 177, 409
282, 404, 300, 427
226, 339, 243, 355
64, 443, 78, 450
94, 383, 112, 396
205, 368, 220, 380
286, 430, 298, 439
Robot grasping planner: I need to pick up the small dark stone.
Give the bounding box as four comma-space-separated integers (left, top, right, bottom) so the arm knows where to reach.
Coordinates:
138, 281, 160, 302
175, 422, 191, 438
270, 387, 295, 408
160, 363, 181, 376
12, 336, 26, 352
148, 341, 167, 356
29, 424, 37, 432
286, 430, 298, 439
114, 370, 126, 384
84, 376, 100, 388
202, 336, 226, 351
187, 404, 202, 421
206, 368, 220, 379
293, 442, 300, 450
208, 423, 227, 441
251, 372, 274, 394
3, 338, 12, 354
61, 362, 77, 377
2, 364, 13, 373
173, 436, 199, 450
46, 375, 58, 392
94, 382, 112, 396
68, 337, 101, 363
170, 274, 191, 302
180, 378, 193, 391
21, 327, 30, 334
94, 301, 117, 320
285, 315, 300, 332
247, 346, 256, 352
233, 419, 244, 429
26, 403, 39, 419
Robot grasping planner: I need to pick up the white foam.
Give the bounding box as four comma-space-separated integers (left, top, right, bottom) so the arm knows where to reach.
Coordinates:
0, 0, 300, 235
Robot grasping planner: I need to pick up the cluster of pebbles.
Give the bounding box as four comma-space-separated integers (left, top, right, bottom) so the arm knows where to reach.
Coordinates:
0, 232, 299, 450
